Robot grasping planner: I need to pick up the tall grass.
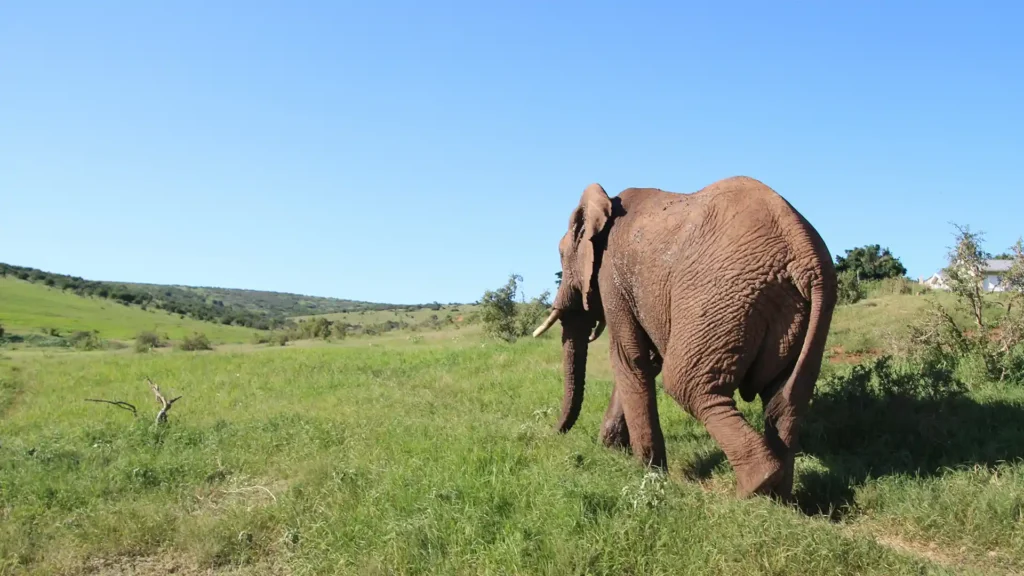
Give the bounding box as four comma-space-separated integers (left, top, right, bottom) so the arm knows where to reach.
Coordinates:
4, 326, 1024, 574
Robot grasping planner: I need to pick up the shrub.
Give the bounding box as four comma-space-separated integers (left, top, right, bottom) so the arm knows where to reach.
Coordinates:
332, 322, 347, 340
891, 227, 1024, 387
818, 353, 966, 401
480, 274, 551, 342
178, 332, 213, 351
836, 270, 864, 305
68, 330, 104, 351
134, 330, 163, 353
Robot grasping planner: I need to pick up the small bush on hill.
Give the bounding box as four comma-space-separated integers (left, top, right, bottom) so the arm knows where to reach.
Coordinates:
178, 332, 213, 351
134, 331, 164, 353
331, 322, 347, 340
68, 330, 104, 351
837, 270, 864, 305
895, 226, 1024, 387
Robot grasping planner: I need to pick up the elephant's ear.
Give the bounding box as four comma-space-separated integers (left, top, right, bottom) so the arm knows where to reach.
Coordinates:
576, 184, 612, 311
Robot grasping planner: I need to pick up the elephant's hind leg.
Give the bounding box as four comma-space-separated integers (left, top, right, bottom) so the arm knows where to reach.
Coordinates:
760, 359, 817, 502
662, 347, 782, 498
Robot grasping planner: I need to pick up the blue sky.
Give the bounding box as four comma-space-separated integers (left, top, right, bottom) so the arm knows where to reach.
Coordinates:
2, 1, 1022, 305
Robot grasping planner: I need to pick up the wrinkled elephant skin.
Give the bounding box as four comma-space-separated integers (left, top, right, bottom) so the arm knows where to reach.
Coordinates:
535, 176, 838, 500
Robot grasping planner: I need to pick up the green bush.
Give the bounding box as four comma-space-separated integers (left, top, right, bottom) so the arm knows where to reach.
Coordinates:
177, 332, 213, 351
479, 274, 552, 342
134, 330, 164, 353
331, 322, 347, 340
836, 270, 865, 305
68, 330, 104, 351
818, 353, 966, 401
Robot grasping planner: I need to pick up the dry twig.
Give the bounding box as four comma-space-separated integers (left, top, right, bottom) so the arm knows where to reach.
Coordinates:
84, 398, 138, 417
147, 377, 182, 425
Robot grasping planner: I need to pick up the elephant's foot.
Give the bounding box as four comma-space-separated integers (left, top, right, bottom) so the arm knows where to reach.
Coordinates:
599, 416, 630, 451
734, 457, 783, 499
766, 457, 796, 503
632, 439, 668, 470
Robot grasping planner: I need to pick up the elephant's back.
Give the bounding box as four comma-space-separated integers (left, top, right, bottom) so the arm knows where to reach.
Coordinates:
694, 176, 836, 301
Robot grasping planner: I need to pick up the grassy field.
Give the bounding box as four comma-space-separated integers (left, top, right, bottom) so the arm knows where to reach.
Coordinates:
294, 304, 478, 326
2, 291, 1024, 574
0, 278, 255, 344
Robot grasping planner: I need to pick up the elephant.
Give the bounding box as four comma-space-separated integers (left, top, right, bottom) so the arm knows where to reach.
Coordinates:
532, 176, 837, 500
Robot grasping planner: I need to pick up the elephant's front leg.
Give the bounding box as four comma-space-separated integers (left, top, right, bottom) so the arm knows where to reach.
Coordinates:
601, 348, 663, 450
599, 383, 630, 450
608, 336, 667, 469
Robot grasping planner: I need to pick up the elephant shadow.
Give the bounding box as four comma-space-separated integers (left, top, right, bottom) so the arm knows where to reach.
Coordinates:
675, 379, 1024, 520
794, 384, 1024, 520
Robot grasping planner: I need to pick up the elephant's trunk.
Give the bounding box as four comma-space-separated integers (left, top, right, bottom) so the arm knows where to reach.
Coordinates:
556, 317, 592, 433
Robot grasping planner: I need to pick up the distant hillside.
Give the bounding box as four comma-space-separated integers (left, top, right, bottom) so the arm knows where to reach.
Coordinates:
0, 263, 427, 330
0, 277, 254, 343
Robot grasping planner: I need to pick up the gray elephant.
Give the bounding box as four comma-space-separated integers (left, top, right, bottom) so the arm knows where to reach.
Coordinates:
532, 176, 837, 499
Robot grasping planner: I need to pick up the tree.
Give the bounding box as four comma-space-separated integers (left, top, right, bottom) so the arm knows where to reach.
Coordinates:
1004, 238, 1024, 295
834, 244, 907, 281
555, 271, 562, 287
480, 274, 550, 342
943, 224, 990, 331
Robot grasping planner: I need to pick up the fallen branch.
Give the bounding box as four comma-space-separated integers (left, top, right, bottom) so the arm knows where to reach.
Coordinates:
84, 398, 138, 417
147, 377, 182, 425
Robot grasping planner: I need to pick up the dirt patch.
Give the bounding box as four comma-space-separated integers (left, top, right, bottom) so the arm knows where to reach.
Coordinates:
853, 529, 1022, 575
826, 346, 882, 364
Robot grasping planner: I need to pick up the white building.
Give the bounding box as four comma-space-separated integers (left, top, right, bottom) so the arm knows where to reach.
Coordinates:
921, 259, 1015, 292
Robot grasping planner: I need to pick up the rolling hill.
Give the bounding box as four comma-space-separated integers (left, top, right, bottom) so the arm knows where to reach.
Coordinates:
0, 277, 256, 343
0, 262, 437, 330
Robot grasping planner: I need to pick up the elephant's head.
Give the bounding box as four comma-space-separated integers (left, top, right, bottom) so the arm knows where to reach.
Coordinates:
533, 183, 613, 432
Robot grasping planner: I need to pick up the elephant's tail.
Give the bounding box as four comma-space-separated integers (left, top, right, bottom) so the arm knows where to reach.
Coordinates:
767, 272, 837, 422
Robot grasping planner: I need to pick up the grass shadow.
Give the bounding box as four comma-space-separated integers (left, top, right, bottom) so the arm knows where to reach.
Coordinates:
679, 449, 727, 482
796, 384, 1024, 520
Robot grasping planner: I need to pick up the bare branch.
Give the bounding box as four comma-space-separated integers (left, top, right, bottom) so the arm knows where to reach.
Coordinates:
84, 398, 138, 417
147, 377, 182, 425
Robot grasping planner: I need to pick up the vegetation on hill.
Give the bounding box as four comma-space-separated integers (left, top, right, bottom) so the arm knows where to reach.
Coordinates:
0, 277, 255, 345
835, 244, 908, 281
0, 262, 438, 329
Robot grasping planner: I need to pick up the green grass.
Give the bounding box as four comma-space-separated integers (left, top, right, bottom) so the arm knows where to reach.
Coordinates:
0, 278, 255, 344
296, 304, 479, 329
824, 289, 1013, 361
3, 290, 1024, 574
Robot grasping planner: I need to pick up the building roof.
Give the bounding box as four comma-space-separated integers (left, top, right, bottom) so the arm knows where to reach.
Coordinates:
984, 259, 1014, 273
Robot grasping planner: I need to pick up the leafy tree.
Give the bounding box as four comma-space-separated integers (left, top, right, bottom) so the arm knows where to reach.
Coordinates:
481, 274, 522, 342
555, 271, 562, 287
480, 274, 550, 342
834, 244, 907, 281
1004, 238, 1024, 294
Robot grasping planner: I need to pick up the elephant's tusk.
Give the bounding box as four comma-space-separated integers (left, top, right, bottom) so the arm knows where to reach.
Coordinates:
532, 308, 562, 337
589, 320, 606, 342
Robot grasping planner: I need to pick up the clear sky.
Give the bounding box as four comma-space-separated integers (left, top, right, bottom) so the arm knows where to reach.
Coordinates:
2, 1, 1022, 305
